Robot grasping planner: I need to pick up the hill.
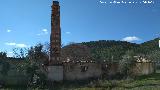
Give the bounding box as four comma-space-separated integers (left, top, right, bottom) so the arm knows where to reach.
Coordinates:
63, 38, 159, 62
81, 40, 140, 61
139, 38, 160, 54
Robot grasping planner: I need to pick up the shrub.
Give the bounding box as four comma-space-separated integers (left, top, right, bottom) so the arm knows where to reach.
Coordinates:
119, 50, 136, 78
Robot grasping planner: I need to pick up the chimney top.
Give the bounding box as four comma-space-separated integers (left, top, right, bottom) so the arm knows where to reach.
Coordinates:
53, 1, 59, 5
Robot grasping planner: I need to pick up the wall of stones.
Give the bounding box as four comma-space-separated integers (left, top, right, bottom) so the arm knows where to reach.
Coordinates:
48, 66, 63, 81
132, 62, 155, 76
102, 62, 155, 77
63, 63, 102, 80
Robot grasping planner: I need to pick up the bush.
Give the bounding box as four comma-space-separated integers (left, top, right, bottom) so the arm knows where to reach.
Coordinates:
119, 50, 136, 78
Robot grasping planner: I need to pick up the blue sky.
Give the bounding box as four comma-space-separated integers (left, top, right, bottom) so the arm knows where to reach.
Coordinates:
0, 0, 160, 56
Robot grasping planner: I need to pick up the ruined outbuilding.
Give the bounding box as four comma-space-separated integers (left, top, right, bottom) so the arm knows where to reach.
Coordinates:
48, 1, 155, 81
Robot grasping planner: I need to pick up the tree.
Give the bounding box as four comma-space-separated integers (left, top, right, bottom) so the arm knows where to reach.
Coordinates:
119, 50, 136, 78
147, 50, 160, 70
43, 42, 50, 56
27, 43, 49, 65
148, 50, 160, 62
11, 43, 48, 88
0, 58, 10, 85
15, 43, 49, 88
0, 61, 10, 76
13, 48, 28, 58
0, 52, 7, 59
16, 60, 46, 88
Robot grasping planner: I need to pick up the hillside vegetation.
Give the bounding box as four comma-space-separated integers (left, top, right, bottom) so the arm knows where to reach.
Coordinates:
76, 38, 160, 62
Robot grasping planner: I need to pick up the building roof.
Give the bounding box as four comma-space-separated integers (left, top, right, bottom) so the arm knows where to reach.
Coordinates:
134, 56, 152, 63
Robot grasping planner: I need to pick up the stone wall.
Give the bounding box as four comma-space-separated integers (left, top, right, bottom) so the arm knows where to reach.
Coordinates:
46, 62, 155, 81
63, 63, 102, 80
132, 62, 155, 76
102, 62, 155, 76
48, 66, 63, 81
102, 63, 119, 76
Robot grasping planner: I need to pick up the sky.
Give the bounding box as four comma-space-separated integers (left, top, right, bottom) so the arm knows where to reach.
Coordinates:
0, 0, 160, 56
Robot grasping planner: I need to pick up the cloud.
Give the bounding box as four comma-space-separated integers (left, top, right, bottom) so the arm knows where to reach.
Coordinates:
5, 42, 28, 48
7, 30, 11, 33
42, 29, 48, 34
65, 32, 71, 34
5, 43, 16, 46
122, 36, 141, 42
37, 29, 48, 36
42, 29, 47, 32
16, 44, 27, 48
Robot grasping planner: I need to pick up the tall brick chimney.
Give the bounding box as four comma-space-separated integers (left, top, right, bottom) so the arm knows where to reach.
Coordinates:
50, 1, 61, 65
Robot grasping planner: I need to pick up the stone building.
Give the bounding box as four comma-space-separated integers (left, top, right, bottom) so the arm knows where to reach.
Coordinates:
48, 1, 155, 81
132, 56, 155, 75
102, 56, 155, 78
63, 61, 102, 80
132, 62, 155, 76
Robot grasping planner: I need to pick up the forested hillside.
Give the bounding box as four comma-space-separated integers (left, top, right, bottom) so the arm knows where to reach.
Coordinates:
139, 38, 160, 54
81, 40, 139, 61
76, 38, 160, 62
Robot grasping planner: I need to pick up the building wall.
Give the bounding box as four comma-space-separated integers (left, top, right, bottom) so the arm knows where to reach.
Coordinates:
63, 63, 102, 80
132, 62, 155, 75
48, 66, 63, 81
103, 63, 119, 76
102, 62, 155, 76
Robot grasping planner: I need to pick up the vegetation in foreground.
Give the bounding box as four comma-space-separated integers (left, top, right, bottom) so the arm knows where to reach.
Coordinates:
51, 72, 160, 90
0, 38, 159, 89
0, 72, 160, 90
